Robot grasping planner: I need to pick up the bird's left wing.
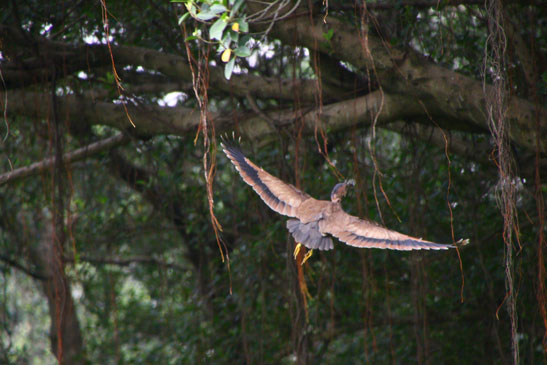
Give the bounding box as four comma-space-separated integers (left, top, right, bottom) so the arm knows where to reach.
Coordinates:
323, 210, 456, 250
221, 139, 310, 217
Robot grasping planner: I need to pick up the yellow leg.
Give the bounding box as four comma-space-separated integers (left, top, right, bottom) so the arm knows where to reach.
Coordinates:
294, 243, 313, 265
293, 242, 302, 260
301, 249, 313, 265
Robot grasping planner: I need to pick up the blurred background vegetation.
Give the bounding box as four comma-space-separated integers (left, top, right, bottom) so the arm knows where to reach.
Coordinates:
0, 0, 545, 364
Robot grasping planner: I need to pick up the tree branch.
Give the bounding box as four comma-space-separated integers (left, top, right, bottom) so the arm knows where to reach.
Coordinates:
248, 2, 547, 154
2, 89, 498, 168
0, 133, 129, 185
385, 121, 491, 161
12, 88, 542, 180
331, 0, 483, 11
0, 89, 416, 138
0, 25, 336, 102
383, 121, 547, 181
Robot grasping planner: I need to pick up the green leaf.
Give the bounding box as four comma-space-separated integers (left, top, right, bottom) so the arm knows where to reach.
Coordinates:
224, 57, 235, 80
210, 18, 227, 40
323, 28, 334, 41
239, 34, 251, 46
238, 19, 249, 32
185, 3, 196, 16
196, 12, 217, 21
234, 46, 251, 57
227, 30, 239, 43
185, 35, 198, 41
209, 4, 227, 14
221, 31, 232, 48
232, 0, 244, 15
178, 12, 190, 25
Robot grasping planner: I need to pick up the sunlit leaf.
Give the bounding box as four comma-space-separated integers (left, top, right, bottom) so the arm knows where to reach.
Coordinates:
221, 31, 232, 48
196, 11, 216, 21
224, 57, 235, 79
185, 2, 196, 16
209, 4, 227, 14
210, 18, 227, 40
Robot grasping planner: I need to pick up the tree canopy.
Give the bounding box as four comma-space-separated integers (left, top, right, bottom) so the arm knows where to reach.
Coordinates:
0, 0, 545, 364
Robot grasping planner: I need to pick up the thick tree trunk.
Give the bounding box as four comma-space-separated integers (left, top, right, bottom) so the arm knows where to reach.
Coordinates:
29, 214, 85, 364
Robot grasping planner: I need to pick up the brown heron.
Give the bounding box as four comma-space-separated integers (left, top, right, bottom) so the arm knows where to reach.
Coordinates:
221, 138, 468, 262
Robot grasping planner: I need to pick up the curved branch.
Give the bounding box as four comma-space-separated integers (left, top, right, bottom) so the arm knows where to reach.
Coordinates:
2, 88, 492, 157
2, 88, 465, 137
385, 121, 490, 160
0, 133, 129, 185
331, 0, 483, 11
0, 25, 335, 102
6, 87, 543, 184
248, 3, 547, 154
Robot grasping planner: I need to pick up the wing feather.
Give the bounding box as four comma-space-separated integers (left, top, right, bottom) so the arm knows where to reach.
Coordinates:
221, 140, 310, 217
322, 211, 454, 251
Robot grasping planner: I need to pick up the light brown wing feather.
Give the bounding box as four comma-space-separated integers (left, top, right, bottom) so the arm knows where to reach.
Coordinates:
221, 141, 310, 217
322, 210, 454, 251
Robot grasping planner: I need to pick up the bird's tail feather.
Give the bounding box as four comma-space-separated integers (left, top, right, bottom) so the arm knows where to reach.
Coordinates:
287, 219, 333, 251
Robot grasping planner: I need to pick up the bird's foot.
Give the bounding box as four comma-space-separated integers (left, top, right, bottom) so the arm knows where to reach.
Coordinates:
293, 242, 302, 259
301, 249, 313, 265
293, 243, 313, 265
455, 238, 470, 247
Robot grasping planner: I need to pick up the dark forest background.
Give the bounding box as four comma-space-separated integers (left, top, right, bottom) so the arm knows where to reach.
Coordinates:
0, 0, 546, 364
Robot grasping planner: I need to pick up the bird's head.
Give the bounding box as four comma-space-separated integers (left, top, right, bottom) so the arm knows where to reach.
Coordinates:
330, 179, 355, 203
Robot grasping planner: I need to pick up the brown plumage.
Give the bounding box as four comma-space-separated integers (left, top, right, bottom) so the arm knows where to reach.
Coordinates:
221, 138, 466, 252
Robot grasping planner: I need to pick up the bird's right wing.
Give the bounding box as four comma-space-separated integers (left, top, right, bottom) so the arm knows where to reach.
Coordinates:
324, 210, 459, 251
221, 138, 310, 217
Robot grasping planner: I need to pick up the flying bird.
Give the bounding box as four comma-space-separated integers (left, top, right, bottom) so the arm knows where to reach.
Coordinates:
221, 137, 467, 262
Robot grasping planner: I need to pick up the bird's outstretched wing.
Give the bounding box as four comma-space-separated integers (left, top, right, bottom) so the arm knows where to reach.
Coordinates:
221, 138, 310, 217
323, 210, 455, 251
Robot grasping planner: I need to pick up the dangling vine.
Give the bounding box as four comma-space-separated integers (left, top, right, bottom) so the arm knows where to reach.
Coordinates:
483, 0, 519, 363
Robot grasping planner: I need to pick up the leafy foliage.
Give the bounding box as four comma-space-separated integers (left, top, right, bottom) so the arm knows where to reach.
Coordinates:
176, 0, 250, 79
